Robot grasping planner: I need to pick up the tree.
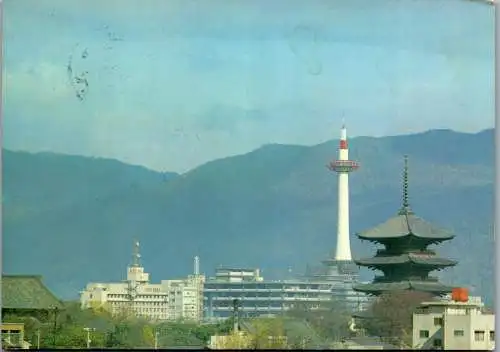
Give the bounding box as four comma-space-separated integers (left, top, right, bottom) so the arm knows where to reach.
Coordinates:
362, 290, 434, 347
286, 299, 351, 343
214, 331, 254, 350
248, 317, 288, 349
155, 320, 205, 348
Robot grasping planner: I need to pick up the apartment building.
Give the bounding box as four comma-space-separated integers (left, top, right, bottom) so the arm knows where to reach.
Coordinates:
412, 292, 495, 350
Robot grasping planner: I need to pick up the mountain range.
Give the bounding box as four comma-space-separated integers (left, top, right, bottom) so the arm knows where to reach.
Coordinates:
2, 128, 495, 305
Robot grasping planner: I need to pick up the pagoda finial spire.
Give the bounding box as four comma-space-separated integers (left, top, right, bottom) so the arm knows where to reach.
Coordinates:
398, 155, 413, 215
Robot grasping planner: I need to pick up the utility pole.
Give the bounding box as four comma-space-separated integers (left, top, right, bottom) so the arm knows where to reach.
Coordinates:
154, 330, 159, 350
49, 305, 59, 348
232, 299, 240, 334
36, 329, 40, 349
83, 327, 96, 349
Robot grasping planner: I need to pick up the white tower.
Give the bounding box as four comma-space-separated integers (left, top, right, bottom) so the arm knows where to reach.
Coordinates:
328, 124, 359, 261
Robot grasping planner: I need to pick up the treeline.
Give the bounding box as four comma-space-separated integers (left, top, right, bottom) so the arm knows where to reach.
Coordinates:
3, 301, 233, 349
3, 291, 458, 349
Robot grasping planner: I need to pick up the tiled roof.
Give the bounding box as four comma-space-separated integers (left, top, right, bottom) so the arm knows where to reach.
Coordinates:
355, 253, 457, 267
353, 281, 453, 295
1, 275, 64, 310
357, 213, 454, 241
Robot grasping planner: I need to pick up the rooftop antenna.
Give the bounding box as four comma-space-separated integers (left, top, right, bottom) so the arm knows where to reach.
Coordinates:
194, 256, 200, 276
398, 155, 414, 215
131, 240, 141, 267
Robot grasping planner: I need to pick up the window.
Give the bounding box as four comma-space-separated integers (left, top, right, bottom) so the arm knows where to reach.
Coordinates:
474, 330, 485, 341
454, 330, 464, 337
490, 331, 495, 341
434, 317, 443, 326
419, 330, 430, 338
433, 339, 442, 347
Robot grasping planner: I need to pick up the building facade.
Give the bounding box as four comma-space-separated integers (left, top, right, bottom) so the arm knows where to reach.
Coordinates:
203, 267, 364, 321
354, 156, 457, 296
412, 294, 495, 350
80, 243, 204, 322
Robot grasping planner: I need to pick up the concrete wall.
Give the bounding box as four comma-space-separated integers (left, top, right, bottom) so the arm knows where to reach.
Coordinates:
414, 310, 495, 350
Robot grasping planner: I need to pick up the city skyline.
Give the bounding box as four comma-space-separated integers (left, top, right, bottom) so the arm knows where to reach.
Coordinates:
3, 0, 494, 172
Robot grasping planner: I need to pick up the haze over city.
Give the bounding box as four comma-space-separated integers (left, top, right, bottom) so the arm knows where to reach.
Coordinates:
3, 0, 494, 173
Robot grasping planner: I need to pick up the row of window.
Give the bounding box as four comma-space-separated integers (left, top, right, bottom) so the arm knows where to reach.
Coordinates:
106, 294, 170, 300
419, 330, 495, 342
473, 330, 494, 342
110, 301, 168, 306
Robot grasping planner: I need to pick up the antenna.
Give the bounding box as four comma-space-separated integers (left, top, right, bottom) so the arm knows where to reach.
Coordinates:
194, 256, 200, 276
131, 240, 141, 267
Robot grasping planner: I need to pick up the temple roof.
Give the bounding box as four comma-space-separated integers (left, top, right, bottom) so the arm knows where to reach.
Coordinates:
2, 275, 64, 310
355, 253, 457, 267
356, 213, 454, 241
353, 280, 453, 295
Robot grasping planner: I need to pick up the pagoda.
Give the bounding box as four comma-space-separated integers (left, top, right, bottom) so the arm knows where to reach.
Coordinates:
353, 156, 457, 296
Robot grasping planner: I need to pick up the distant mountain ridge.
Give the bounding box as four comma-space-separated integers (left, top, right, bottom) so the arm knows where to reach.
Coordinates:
2, 128, 494, 305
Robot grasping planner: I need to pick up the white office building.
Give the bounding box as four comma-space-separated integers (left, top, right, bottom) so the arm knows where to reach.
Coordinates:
203, 266, 364, 321
412, 294, 495, 350
80, 242, 204, 322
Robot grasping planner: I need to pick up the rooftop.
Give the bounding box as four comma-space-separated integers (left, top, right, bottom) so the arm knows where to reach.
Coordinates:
419, 295, 486, 309
357, 213, 454, 241
2, 275, 64, 310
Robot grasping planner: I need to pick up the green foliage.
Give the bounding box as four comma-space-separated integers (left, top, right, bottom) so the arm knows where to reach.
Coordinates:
250, 317, 288, 349
2, 303, 237, 349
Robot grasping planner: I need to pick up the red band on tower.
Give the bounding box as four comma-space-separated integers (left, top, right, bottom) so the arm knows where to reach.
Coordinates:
340, 140, 348, 150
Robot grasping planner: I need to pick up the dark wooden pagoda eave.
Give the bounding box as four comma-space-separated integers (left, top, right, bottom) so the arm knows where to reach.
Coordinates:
352, 282, 453, 296
356, 232, 454, 244
354, 258, 457, 268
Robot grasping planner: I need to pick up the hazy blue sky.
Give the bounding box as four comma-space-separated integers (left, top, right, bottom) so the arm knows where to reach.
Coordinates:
3, 0, 494, 172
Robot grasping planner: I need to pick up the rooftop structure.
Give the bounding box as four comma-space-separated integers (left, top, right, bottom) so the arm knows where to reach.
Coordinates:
412, 289, 495, 350
80, 241, 204, 322
353, 156, 457, 296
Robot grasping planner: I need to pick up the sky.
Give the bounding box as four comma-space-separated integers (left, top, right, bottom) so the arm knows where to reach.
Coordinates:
3, 0, 495, 172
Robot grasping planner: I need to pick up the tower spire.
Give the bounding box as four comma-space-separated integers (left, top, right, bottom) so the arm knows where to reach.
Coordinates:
398, 155, 413, 215
131, 240, 141, 267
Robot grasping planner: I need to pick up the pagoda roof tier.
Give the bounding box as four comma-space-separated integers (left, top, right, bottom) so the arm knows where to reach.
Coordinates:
353, 280, 453, 296
355, 253, 457, 267
357, 156, 454, 244
356, 212, 454, 243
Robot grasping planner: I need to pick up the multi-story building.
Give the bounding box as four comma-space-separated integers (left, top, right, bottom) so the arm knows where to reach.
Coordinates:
203, 267, 363, 321
80, 242, 204, 322
412, 292, 495, 350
